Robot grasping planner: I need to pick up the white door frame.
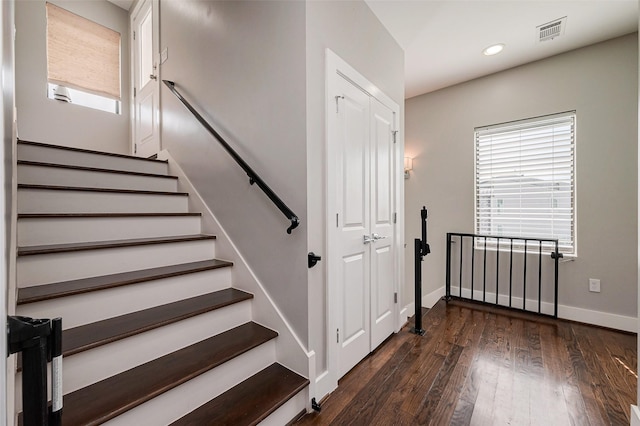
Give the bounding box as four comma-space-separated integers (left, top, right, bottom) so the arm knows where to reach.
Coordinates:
130, 0, 160, 157
325, 49, 404, 394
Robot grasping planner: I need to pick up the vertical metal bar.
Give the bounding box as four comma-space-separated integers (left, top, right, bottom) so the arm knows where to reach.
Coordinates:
445, 233, 451, 300
50, 318, 63, 426
495, 238, 500, 305
411, 238, 425, 335
554, 240, 560, 318
523, 240, 528, 311
538, 241, 542, 314
509, 238, 513, 308
471, 236, 475, 300
483, 237, 487, 302
459, 235, 464, 298
22, 336, 49, 426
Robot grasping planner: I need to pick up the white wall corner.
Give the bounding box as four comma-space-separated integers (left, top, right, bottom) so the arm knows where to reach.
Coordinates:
631, 405, 640, 426
158, 150, 312, 379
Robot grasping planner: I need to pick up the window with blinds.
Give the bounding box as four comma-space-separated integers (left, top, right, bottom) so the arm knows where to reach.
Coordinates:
46, 2, 121, 100
475, 112, 576, 254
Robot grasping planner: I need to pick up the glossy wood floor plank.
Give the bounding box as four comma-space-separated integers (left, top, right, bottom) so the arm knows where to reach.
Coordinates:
296, 300, 637, 426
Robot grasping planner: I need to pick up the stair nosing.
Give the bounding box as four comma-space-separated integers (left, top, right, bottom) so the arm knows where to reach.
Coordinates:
18, 160, 178, 180
171, 363, 309, 426
17, 183, 188, 196
61, 322, 278, 425
17, 259, 233, 304
18, 234, 216, 256
63, 288, 254, 357
17, 139, 168, 164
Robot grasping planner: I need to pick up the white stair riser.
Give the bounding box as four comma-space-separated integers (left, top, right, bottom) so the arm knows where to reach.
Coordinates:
17, 268, 233, 328
18, 189, 188, 214
103, 340, 277, 426
18, 164, 178, 192
259, 388, 308, 426
14, 302, 253, 404
18, 216, 202, 246
18, 144, 168, 175
18, 240, 217, 287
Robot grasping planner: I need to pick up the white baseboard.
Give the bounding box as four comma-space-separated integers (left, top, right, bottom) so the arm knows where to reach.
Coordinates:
631, 405, 640, 426
450, 286, 638, 333
559, 304, 637, 333
422, 286, 445, 308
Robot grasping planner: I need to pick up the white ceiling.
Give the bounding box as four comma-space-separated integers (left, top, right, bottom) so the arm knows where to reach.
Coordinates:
365, 0, 639, 98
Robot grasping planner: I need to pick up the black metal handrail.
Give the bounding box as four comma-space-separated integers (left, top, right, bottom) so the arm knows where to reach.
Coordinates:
445, 232, 562, 318
163, 80, 300, 234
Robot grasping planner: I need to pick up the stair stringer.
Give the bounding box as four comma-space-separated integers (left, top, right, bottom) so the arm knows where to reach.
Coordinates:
158, 150, 314, 410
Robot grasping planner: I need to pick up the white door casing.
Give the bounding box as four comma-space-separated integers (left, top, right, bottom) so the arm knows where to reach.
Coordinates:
131, 0, 160, 158
326, 49, 402, 384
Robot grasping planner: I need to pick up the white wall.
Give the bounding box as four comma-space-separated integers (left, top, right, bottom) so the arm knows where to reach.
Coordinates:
15, 0, 129, 154
406, 34, 638, 329
305, 0, 404, 386
159, 1, 309, 343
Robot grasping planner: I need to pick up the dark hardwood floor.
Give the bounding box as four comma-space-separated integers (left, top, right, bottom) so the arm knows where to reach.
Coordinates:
296, 299, 637, 425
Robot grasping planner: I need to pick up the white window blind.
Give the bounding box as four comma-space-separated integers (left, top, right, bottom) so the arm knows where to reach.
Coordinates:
475, 112, 575, 254
46, 2, 121, 100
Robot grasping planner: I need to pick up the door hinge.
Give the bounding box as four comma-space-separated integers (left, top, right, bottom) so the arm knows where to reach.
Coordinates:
392, 130, 398, 143
133, 87, 136, 98
336, 213, 339, 228
134, 143, 137, 154
335, 95, 344, 113
133, 30, 136, 40
394, 292, 398, 303
393, 212, 397, 224
336, 328, 339, 343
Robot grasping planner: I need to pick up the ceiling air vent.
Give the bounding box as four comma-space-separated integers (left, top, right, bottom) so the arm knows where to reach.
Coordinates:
536, 17, 567, 43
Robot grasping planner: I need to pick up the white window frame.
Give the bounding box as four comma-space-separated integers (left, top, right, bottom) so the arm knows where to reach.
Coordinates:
474, 111, 576, 255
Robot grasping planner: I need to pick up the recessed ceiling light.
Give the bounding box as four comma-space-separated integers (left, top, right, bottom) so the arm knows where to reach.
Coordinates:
483, 44, 505, 56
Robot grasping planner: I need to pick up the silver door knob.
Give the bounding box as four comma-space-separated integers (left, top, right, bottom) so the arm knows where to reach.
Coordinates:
150, 74, 157, 80
363, 235, 373, 244
372, 233, 387, 241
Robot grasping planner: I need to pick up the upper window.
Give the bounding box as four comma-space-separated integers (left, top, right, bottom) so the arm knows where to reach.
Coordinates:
475, 112, 576, 254
45, 2, 121, 113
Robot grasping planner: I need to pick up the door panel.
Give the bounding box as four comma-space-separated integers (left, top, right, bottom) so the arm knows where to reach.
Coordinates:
336, 76, 371, 378
133, 0, 159, 158
370, 99, 396, 350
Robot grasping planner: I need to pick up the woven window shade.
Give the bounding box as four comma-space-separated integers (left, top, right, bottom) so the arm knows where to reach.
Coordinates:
46, 2, 121, 100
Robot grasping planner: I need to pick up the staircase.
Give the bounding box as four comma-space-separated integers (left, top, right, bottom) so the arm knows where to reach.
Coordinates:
14, 140, 309, 425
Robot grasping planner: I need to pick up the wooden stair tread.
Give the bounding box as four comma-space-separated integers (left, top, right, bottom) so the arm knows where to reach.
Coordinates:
18, 212, 201, 219
18, 234, 216, 256
18, 183, 188, 196
18, 159, 178, 180
18, 259, 233, 304
62, 322, 278, 425
63, 288, 253, 357
172, 363, 309, 426
17, 139, 168, 164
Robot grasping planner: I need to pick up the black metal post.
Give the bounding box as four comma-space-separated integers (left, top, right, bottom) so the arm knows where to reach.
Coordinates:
411, 207, 429, 336
445, 233, 451, 300
8, 316, 53, 426
411, 238, 425, 336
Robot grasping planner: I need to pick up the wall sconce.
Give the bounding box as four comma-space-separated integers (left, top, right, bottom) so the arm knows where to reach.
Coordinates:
404, 157, 413, 179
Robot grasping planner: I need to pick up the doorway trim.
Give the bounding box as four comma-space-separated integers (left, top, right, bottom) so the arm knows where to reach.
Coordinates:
324, 48, 404, 395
